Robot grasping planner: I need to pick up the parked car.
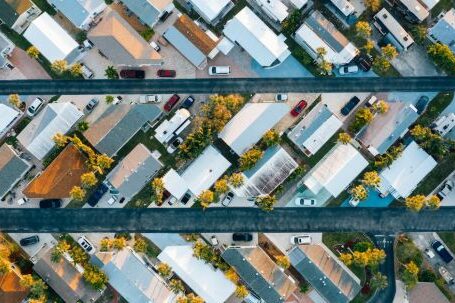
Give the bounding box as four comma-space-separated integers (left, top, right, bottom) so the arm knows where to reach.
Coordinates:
20, 235, 39, 246
181, 192, 191, 205
112, 96, 123, 105
432, 240, 454, 263
140, 95, 162, 103
119, 197, 125, 204
107, 195, 118, 205
164, 94, 180, 111
181, 95, 195, 109
290, 235, 312, 245
167, 137, 183, 154
275, 94, 288, 102
415, 95, 430, 114
341, 96, 360, 116
425, 248, 435, 259
294, 198, 316, 206
349, 198, 360, 207
208, 66, 230, 76
26, 97, 44, 117
232, 233, 253, 242
85, 98, 99, 111
210, 235, 219, 246
355, 54, 373, 71
78, 236, 96, 254
437, 180, 454, 200
222, 192, 235, 207
365, 95, 378, 107
17, 197, 28, 205
150, 41, 160, 52
339, 65, 359, 75
87, 183, 109, 207
120, 69, 145, 79
80, 63, 94, 79
290, 100, 308, 117
157, 69, 176, 78
439, 266, 455, 284
39, 199, 62, 208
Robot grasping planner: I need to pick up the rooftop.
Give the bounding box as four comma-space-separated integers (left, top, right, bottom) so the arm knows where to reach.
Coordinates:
154, 109, 190, 144
120, 0, 173, 27
188, 0, 231, 22
0, 104, 20, 136
0, 0, 33, 27
374, 8, 414, 50
0, 271, 29, 303
48, 0, 106, 28
162, 169, 189, 200
0, 144, 31, 199
429, 8, 455, 53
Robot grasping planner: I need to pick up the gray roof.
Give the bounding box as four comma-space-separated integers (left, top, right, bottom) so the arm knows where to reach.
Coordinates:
0, 32, 12, 52
84, 104, 162, 156
120, 0, 160, 27
163, 26, 206, 67
48, 0, 104, 28
429, 8, 455, 53
0, 144, 31, 199
289, 245, 361, 303
305, 11, 349, 52
222, 247, 297, 303
0, 0, 19, 27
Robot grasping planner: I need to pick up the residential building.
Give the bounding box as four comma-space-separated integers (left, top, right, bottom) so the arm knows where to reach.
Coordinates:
218, 102, 289, 155
105, 144, 163, 201
428, 8, 455, 54
357, 102, 418, 156
0, 0, 41, 33
88, 10, 162, 66
23, 13, 81, 63
253, 0, 289, 23
223, 7, 291, 67
327, 0, 356, 25
289, 244, 361, 303
23, 144, 89, 198
408, 282, 450, 303
0, 144, 32, 201
84, 104, 161, 156
390, 0, 429, 23
0, 104, 20, 137
419, 0, 440, 10
158, 245, 236, 303
163, 14, 220, 69
48, 0, 107, 30
373, 8, 414, 51
303, 143, 368, 198
233, 146, 298, 197
222, 246, 297, 303
294, 11, 358, 66
287, 103, 342, 156
34, 249, 102, 303
162, 169, 189, 200
187, 0, 233, 25
0, 270, 29, 303
17, 103, 83, 160
154, 108, 191, 144
378, 141, 437, 199
120, 0, 174, 28
0, 32, 14, 69
289, 0, 309, 9
97, 247, 176, 303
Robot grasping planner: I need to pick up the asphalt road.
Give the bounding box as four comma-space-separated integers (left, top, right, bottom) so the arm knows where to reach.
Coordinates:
0, 77, 454, 95
369, 235, 396, 303
3, 207, 455, 232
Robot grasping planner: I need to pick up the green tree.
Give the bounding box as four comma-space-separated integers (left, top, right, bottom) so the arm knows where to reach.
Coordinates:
8, 94, 21, 108
83, 264, 108, 290
362, 171, 381, 187
402, 261, 419, 289
133, 237, 148, 253
51, 60, 68, 74
373, 100, 389, 114
26, 46, 40, 59
20, 275, 48, 299
275, 255, 290, 269
411, 25, 428, 44
112, 237, 126, 250
228, 173, 244, 188
364, 0, 381, 11
70, 63, 83, 76
105, 95, 114, 104
381, 44, 398, 60
77, 121, 89, 132
69, 246, 88, 265
262, 129, 280, 146
338, 132, 351, 144
405, 195, 426, 212
104, 66, 119, 79
70, 186, 86, 201
179, 125, 213, 159
351, 185, 368, 201
428, 43, 455, 74
370, 272, 388, 290
349, 108, 374, 132
80, 172, 98, 188
198, 190, 215, 209
214, 178, 229, 194
355, 21, 372, 39
255, 195, 277, 212
282, 9, 302, 35
235, 285, 249, 298
156, 262, 172, 277
426, 195, 441, 209
373, 56, 392, 73
151, 178, 165, 205
363, 39, 375, 55
169, 278, 185, 294
239, 148, 264, 171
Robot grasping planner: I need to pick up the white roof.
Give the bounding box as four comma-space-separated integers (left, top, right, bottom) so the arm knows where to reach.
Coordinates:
330, 0, 355, 16
374, 8, 414, 50
223, 7, 290, 67
420, 0, 439, 9
17, 103, 83, 160
302, 115, 342, 155
154, 109, 190, 144
181, 145, 231, 196
289, 0, 308, 9
23, 13, 79, 62
0, 104, 20, 135
255, 0, 289, 23
379, 141, 437, 198
219, 103, 289, 155
158, 246, 236, 303
217, 37, 235, 55
162, 169, 189, 200
304, 143, 368, 197
189, 0, 231, 22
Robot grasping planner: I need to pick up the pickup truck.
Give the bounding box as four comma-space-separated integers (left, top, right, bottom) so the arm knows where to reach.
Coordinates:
439, 266, 455, 285
432, 240, 454, 263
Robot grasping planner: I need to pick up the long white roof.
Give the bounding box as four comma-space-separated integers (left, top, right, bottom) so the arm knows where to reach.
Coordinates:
223, 7, 290, 66
302, 115, 342, 155
158, 246, 236, 303
0, 104, 20, 135
24, 13, 79, 62
162, 169, 189, 200
255, 0, 289, 23
304, 143, 368, 197
154, 109, 190, 144
379, 141, 437, 198
189, 0, 231, 22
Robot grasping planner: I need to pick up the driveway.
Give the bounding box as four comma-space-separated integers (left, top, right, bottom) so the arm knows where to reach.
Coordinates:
391, 45, 442, 77
8, 48, 51, 80
265, 232, 322, 253
201, 232, 259, 249
321, 92, 371, 122
8, 232, 57, 263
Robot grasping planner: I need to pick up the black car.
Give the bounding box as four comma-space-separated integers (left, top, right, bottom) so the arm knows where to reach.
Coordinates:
432, 240, 454, 263
120, 69, 145, 79
87, 183, 109, 207
232, 233, 253, 242
181, 96, 195, 109
20, 235, 39, 246
355, 54, 373, 72
181, 192, 191, 205
341, 96, 360, 116
39, 199, 62, 208
415, 95, 430, 114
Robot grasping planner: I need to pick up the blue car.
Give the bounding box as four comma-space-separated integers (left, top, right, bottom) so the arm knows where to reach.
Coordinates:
87, 183, 109, 207
181, 96, 195, 109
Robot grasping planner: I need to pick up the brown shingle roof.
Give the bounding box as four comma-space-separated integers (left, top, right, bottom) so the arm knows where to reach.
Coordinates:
23, 144, 89, 198
174, 14, 217, 55
0, 271, 29, 303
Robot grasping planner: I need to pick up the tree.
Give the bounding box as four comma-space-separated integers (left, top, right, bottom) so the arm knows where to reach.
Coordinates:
169, 278, 184, 294
70, 186, 86, 201
80, 172, 97, 188
83, 264, 108, 290
151, 178, 165, 205
402, 261, 419, 289
373, 100, 389, 114
381, 44, 398, 60
95, 154, 114, 173
351, 185, 368, 201
282, 9, 302, 35
112, 237, 126, 250
51, 60, 68, 74
104, 66, 119, 79
239, 148, 264, 171
318, 59, 332, 75
225, 268, 239, 283
52, 133, 69, 147
255, 195, 277, 212
105, 95, 114, 104
411, 25, 427, 43
354, 241, 374, 252
156, 262, 172, 277
275, 255, 290, 269
0, 258, 10, 274
26, 46, 40, 59
20, 275, 47, 299
214, 178, 229, 194
235, 285, 249, 298
405, 195, 426, 212
198, 190, 215, 208
364, 0, 381, 11
69, 246, 88, 265
370, 272, 388, 290
362, 171, 381, 187
75, 31, 87, 44
349, 108, 374, 132
373, 56, 391, 73
100, 238, 110, 252
8, 94, 21, 108
179, 125, 213, 159
51, 240, 70, 263
427, 43, 455, 74
426, 195, 441, 209
70, 63, 83, 76
77, 121, 89, 132
339, 253, 353, 266
355, 21, 372, 39
338, 132, 351, 144
363, 39, 374, 55
133, 237, 147, 253
228, 173, 244, 188
262, 129, 280, 146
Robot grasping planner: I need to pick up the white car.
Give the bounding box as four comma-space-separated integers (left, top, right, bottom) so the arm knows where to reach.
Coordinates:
77, 236, 96, 254
349, 198, 360, 207
112, 96, 123, 105
291, 235, 312, 245
140, 95, 162, 103
275, 94, 288, 102
26, 97, 44, 117
221, 192, 234, 207
167, 137, 183, 154
208, 66, 230, 76
17, 197, 28, 205
425, 248, 435, 259
80, 63, 94, 79
339, 65, 359, 75
294, 198, 316, 206
107, 195, 118, 205
210, 235, 219, 246
150, 41, 160, 52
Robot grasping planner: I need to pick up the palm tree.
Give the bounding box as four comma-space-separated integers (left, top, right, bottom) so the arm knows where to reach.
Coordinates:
104, 66, 119, 79
370, 272, 388, 290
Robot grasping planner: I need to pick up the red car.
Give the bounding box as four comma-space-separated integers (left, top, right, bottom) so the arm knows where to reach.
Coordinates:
164, 94, 180, 111
157, 69, 176, 78
119, 69, 145, 79
290, 100, 308, 117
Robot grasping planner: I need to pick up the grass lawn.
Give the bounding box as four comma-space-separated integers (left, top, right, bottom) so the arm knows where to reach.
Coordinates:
32, 0, 57, 15
413, 153, 455, 195
431, 0, 454, 16
124, 185, 154, 208
416, 92, 454, 127
322, 232, 372, 252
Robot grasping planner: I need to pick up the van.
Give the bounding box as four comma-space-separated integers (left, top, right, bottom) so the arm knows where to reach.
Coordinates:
80, 63, 94, 79
26, 97, 44, 117
208, 66, 231, 76
365, 95, 378, 107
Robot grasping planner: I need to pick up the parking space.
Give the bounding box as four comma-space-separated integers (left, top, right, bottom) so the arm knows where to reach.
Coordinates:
432, 172, 455, 207
70, 232, 115, 254
265, 233, 323, 253
79, 48, 113, 79
321, 92, 371, 123
391, 45, 442, 77
201, 232, 259, 249
8, 233, 57, 262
